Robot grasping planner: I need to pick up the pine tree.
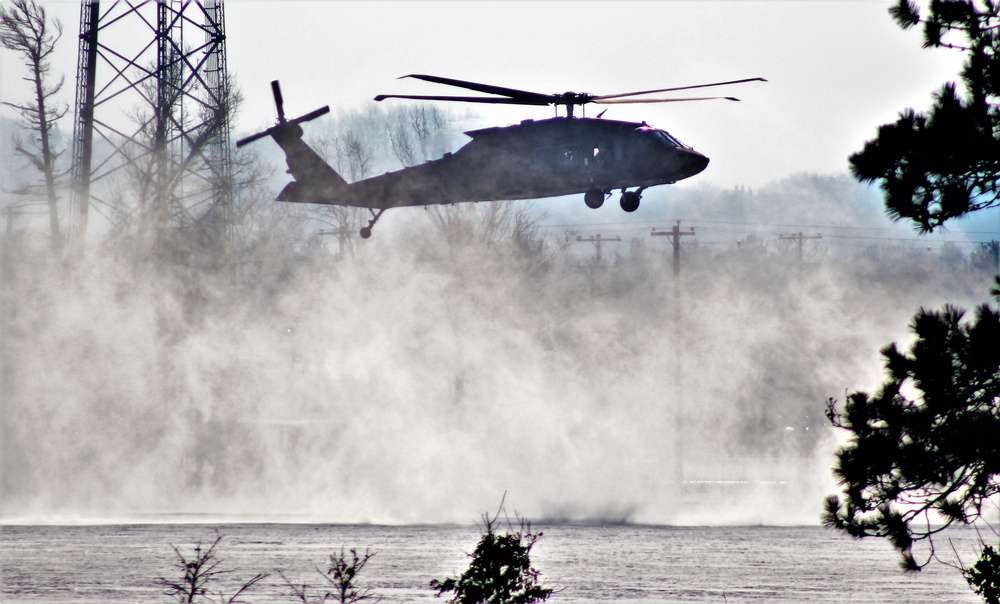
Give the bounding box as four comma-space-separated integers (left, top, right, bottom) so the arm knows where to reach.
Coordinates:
849, 0, 1000, 232
431, 504, 554, 604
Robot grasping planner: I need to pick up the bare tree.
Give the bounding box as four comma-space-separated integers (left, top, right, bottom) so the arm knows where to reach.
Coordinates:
404, 105, 449, 162
388, 114, 416, 168
224, 143, 315, 284
106, 65, 242, 264
381, 105, 454, 169
1, 0, 68, 249
428, 201, 542, 249
343, 131, 376, 182
156, 535, 268, 604
282, 548, 381, 604
307, 103, 460, 250
310, 136, 367, 254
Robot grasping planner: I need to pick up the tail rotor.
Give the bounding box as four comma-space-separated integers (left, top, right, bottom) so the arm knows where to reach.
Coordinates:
236, 80, 330, 148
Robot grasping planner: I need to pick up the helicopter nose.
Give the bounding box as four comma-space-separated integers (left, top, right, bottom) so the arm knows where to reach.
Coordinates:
677, 148, 709, 179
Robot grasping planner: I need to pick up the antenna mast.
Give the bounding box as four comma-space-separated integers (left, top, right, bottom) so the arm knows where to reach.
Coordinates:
70, 0, 234, 258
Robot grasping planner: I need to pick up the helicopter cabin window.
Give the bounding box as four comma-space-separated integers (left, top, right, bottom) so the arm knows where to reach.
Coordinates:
557, 145, 580, 168
590, 143, 622, 163
534, 145, 585, 169
533, 144, 622, 169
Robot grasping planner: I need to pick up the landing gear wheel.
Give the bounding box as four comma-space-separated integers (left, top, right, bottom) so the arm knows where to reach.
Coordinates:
584, 187, 605, 209
359, 208, 386, 239
620, 191, 641, 213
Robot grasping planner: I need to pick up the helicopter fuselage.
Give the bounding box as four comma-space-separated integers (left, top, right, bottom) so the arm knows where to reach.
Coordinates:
276, 116, 708, 209
238, 75, 762, 236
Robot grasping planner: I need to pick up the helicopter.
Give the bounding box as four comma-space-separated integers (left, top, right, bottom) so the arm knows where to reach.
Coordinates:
236, 74, 765, 238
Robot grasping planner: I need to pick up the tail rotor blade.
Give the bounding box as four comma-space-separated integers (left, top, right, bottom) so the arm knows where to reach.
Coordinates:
271, 80, 285, 122
291, 106, 331, 124
236, 130, 270, 148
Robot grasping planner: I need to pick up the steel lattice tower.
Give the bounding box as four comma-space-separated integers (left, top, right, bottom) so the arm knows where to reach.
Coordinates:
70, 0, 233, 254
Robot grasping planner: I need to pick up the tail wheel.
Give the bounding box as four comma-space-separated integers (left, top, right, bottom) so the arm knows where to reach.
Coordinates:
620, 191, 641, 212
359, 207, 386, 239
584, 187, 605, 209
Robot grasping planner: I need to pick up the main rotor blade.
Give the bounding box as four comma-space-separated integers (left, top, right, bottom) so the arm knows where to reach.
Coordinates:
596, 95, 742, 104
399, 74, 553, 104
594, 77, 766, 101
375, 93, 551, 105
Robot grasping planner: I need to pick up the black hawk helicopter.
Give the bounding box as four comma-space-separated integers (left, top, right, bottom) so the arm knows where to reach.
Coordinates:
236, 74, 765, 238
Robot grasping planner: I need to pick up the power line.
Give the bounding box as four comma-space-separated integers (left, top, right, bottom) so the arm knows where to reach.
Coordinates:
537, 218, 997, 248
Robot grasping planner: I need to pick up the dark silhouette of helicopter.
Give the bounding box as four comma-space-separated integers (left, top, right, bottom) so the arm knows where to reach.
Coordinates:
237, 74, 765, 238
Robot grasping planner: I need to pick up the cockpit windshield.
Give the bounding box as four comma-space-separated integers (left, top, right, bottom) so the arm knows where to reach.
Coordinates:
654, 129, 684, 148
636, 126, 686, 148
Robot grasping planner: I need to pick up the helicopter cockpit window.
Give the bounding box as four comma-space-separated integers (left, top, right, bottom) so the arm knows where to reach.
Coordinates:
634, 126, 685, 148
656, 130, 684, 147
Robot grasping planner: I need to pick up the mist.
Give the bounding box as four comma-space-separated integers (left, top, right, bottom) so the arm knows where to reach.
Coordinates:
2, 169, 994, 527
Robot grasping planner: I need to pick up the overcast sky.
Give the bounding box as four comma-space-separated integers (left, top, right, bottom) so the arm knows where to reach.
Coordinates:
221, 0, 967, 189
0, 0, 969, 187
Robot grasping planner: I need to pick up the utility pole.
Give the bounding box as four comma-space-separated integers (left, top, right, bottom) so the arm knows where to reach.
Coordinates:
651, 221, 695, 280
779, 231, 823, 268
318, 227, 353, 255
650, 220, 695, 496
3, 205, 14, 238
1, 205, 9, 411
576, 234, 621, 264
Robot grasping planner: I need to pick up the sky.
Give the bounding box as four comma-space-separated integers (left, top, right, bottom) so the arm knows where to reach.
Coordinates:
0, 0, 972, 191
220, 0, 967, 189
237, 0, 986, 243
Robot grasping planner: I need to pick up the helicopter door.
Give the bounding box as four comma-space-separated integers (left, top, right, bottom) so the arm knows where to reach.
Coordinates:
531, 144, 588, 193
